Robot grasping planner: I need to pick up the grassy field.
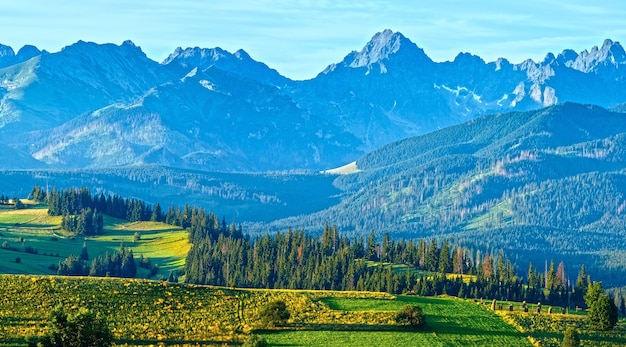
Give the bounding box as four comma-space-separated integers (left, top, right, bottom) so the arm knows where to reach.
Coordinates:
0, 275, 532, 347
0, 202, 188, 279
260, 295, 532, 347
500, 310, 626, 347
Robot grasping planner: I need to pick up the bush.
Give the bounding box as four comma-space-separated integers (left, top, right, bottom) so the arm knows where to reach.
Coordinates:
561, 327, 580, 347
259, 300, 290, 327
395, 304, 426, 328
243, 334, 267, 347
38, 307, 113, 347
15, 257, 21, 264
24, 246, 38, 254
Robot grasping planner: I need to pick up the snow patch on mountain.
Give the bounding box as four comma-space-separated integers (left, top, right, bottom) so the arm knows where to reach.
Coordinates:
199, 79, 215, 91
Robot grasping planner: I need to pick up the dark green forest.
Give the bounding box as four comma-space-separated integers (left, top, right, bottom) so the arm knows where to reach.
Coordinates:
185, 221, 604, 310
258, 104, 626, 285
12, 185, 626, 313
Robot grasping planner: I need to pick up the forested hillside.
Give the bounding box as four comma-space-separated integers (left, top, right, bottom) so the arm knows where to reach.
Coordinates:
260, 103, 626, 285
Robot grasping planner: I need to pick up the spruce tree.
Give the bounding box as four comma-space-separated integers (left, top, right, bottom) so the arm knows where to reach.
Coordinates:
588, 295, 618, 331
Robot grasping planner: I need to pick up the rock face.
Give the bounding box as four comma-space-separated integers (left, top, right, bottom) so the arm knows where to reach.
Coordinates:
1, 31, 626, 171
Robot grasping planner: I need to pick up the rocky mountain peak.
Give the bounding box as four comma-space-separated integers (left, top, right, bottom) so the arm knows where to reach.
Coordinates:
162, 47, 230, 67
162, 46, 287, 86
556, 49, 578, 64
568, 39, 626, 73
346, 29, 430, 68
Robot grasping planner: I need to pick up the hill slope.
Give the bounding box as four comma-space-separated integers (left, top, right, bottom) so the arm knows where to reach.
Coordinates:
261, 103, 626, 284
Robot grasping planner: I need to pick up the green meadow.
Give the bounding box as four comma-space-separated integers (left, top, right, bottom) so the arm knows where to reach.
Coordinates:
0, 202, 188, 279
261, 295, 531, 347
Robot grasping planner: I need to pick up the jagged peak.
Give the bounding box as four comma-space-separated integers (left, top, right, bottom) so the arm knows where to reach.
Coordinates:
556, 49, 578, 64
0, 44, 15, 57
567, 39, 626, 72
542, 52, 555, 64
162, 46, 231, 66
347, 29, 429, 68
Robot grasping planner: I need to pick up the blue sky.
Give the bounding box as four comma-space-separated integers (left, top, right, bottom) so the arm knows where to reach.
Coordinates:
1, 1, 625, 80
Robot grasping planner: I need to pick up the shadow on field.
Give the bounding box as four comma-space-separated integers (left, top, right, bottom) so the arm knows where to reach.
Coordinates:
3, 338, 239, 347
0, 315, 46, 323
257, 323, 421, 333
423, 323, 527, 338
114, 338, 240, 346
0, 222, 58, 229
260, 320, 530, 338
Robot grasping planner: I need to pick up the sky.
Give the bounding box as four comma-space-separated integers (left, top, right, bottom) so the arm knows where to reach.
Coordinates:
1, 1, 626, 80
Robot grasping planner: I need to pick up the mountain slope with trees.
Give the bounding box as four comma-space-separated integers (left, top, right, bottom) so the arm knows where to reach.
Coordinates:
260, 103, 626, 285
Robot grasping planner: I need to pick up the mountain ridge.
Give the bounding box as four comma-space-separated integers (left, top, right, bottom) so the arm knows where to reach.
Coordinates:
2, 31, 626, 172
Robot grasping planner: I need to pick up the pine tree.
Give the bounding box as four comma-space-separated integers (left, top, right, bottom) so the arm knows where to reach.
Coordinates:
366, 230, 377, 261
79, 242, 89, 261
547, 260, 556, 290
151, 202, 163, 222
424, 240, 439, 272
438, 241, 451, 274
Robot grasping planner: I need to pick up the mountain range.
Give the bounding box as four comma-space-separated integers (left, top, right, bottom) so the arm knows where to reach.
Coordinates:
2, 30, 626, 171
3, 31, 626, 284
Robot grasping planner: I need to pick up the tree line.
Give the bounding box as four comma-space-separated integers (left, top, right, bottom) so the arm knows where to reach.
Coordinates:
0, 194, 25, 209
34, 185, 232, 231
56, 243, 137, 278
184, 222, 598, 308
28, 185, 614, 311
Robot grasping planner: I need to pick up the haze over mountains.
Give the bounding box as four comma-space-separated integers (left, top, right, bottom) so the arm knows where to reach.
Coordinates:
2, 30, 626, 171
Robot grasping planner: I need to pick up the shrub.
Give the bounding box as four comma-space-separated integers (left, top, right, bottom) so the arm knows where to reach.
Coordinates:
38, 307, 113, 347
15, 257, 21, 264
395, 304, 425, 328
243, 334, 267, 347
561, 327, 580, 347
259, 300, 290, 327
